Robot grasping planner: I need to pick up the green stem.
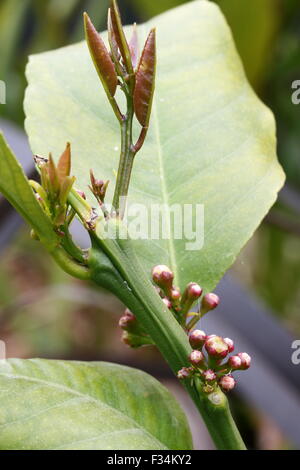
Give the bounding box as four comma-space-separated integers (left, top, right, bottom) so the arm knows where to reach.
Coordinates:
88, 224, 246, 450
112, 96, 135, 217
51, 246, 91, 280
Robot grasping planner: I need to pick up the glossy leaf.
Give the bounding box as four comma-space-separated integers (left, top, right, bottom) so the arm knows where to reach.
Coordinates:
0, 132, 58, 249
24, 0, 285, 291
0, 359, 192, 450
133, 28, 156, 127
84, 12, 117, 97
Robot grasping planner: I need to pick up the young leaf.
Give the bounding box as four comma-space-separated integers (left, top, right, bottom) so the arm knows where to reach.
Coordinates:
57, 142, 71, 181
84, 12, 117, 97
133, 28, 156, 127
0, 359, 192, 450
24, 0, 285, 292
109, 0, 133, 75
129, 23, 139, 70
0, 132, 58, 249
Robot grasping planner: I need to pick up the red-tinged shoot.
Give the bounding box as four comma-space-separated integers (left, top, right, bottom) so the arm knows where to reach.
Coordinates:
84, 12, 118, 97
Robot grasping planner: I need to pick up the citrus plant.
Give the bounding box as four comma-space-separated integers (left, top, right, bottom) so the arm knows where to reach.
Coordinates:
0, 0, 284, 450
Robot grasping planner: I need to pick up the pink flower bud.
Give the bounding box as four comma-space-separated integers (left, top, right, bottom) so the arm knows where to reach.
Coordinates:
177, 367, 193, 380
181, 283, 203, 316
219, 375, 236, 392
184, 282, 202, 300
170, 288, 181, 301
205, 336, 229, 359
228, 355, 242, 370
151, 265, 174, 293
189, 350, 204, 366
118, 310, 136, 330
202, 369, 217, 382
162, 297, 172, 309
201, 293, 219, 314
237, 352, 251, 370
189, 329, 207, 349
223, 337, 234, 353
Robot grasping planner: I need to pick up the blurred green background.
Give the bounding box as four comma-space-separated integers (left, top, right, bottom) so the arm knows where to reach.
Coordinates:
0, 0, 299, 450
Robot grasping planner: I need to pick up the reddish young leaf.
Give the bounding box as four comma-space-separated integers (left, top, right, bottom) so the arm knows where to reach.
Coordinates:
107, 8, 120, 65
57, 142, 71, 182
84, 12, 117, 97
109, 0, 133, 75
129, 23, 139, 70
133, 28, 156, 127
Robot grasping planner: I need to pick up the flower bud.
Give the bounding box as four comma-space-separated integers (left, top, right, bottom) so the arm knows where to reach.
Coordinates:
223, 337, 234, 353
219, 375, 236, 392
205, 336, 229, 359
181, 282, 203, 316
170, 287, 181, 301
162, 297, 172, 309
201, 293, 219, 315
119, 310, 136, 330
89, 170, 109, 203
188, 350, 204, 366
189, 329, 206, 349
177, 367, 193, 380
237, 352, 251, 370
228, 355, 242, 370
151, 265, 174, 294
202, 369, 217, 382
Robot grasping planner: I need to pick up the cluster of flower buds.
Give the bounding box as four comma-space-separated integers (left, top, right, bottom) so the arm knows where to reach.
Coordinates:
177, 330, 251, 393
31, 143, 76, 230
119, 308, 153, 348
151, 264, 219, 327
84, 0, 156, 153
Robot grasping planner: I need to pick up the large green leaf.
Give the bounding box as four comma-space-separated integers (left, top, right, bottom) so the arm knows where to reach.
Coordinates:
0, 132, 58, 249
0, 359, 192, 450
24, 0, 285, 291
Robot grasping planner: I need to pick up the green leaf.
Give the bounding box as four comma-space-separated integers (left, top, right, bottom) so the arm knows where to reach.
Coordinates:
24, 0, 285, 291
0, 133, 58, 249
0, 359, 192, 450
